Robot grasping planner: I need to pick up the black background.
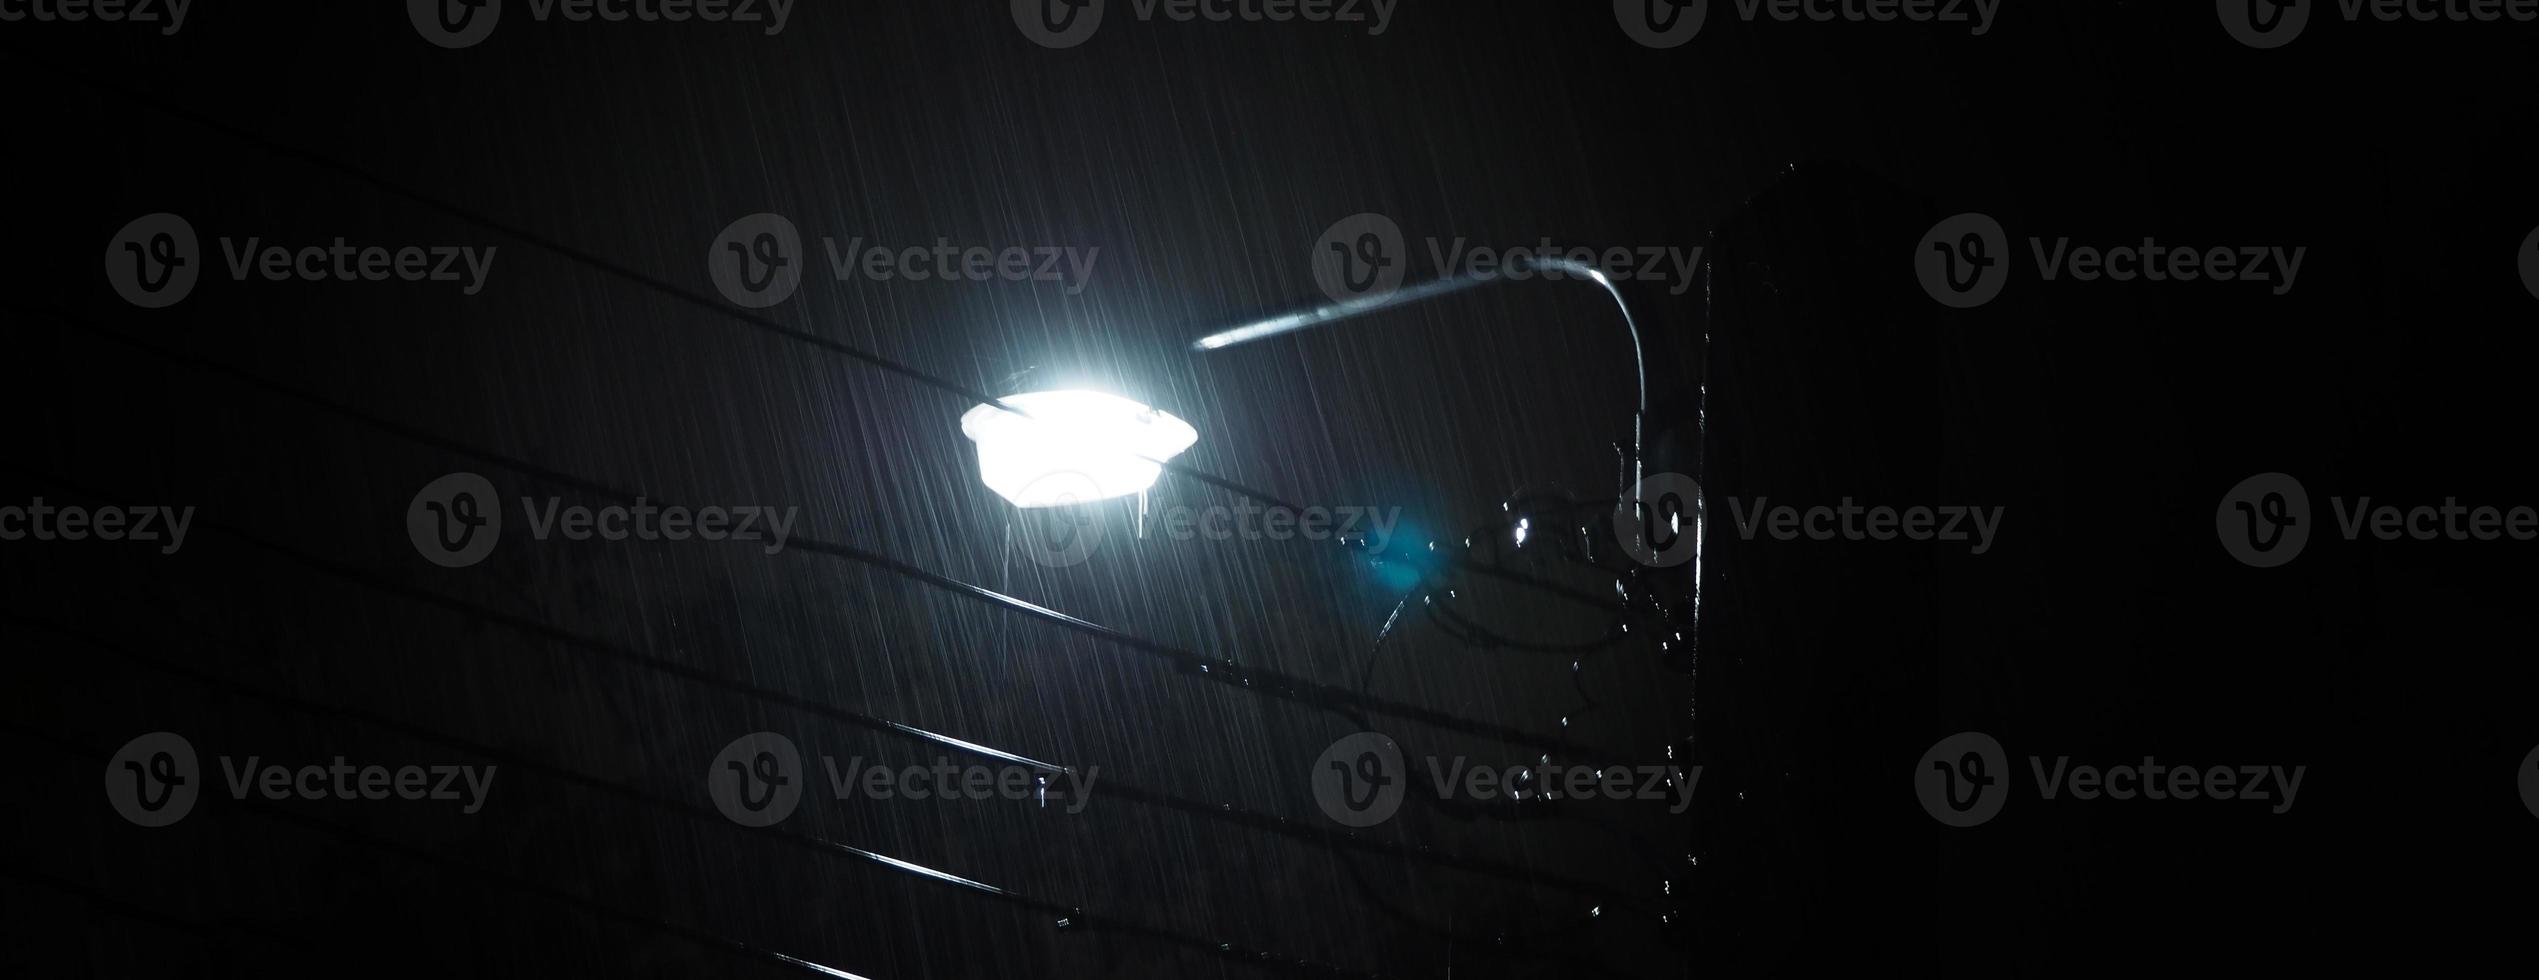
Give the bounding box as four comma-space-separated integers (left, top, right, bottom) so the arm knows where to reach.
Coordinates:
4, 1, 2535, 976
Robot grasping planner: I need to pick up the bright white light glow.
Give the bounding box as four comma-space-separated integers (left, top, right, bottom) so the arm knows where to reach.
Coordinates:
960, 389, 1199, 508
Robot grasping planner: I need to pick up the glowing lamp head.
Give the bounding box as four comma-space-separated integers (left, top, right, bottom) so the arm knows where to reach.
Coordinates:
960, 389, 1199, 508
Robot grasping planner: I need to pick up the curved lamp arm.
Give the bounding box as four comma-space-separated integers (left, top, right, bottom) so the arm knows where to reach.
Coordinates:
1188, 256, 1649, 494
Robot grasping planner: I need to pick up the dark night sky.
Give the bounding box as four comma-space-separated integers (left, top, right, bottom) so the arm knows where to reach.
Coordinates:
5, 2, 2537, 977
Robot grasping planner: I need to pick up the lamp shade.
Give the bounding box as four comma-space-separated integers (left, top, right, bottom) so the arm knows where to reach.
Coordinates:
960, 389, 1199, 508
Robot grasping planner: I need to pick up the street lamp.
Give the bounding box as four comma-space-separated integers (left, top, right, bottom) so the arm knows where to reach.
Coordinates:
960, 255, 1673, 621
959, 388, 1199, 509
